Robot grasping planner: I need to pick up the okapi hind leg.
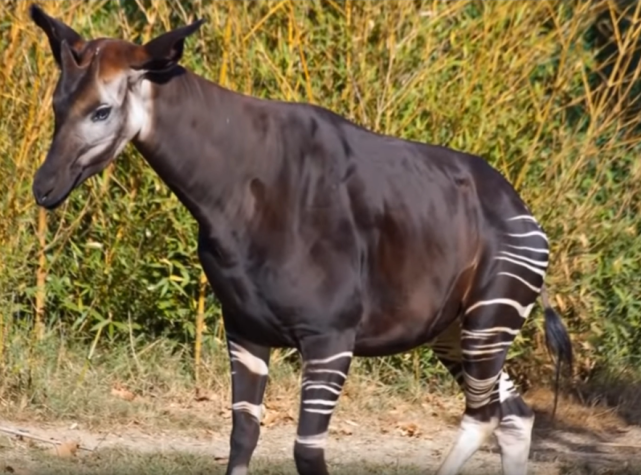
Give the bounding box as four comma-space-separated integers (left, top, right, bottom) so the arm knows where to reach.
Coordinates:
293, 331, 356, 475
434, 283, 540, 475
431, 320, 536, 475
224, 337, 271, 475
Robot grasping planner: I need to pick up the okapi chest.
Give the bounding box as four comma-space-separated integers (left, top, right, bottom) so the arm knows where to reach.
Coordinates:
29, 4, 573, 475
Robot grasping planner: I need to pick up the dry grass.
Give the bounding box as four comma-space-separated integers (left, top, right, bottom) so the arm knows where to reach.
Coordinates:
526, 387, 628, 435
0, 331, 452, 435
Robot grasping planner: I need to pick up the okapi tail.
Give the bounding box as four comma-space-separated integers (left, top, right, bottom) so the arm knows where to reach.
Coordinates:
540, 283, 573, 420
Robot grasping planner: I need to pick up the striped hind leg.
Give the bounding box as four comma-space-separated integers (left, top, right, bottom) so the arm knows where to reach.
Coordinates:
432, 321, 535, 475
433, 274, 541, 475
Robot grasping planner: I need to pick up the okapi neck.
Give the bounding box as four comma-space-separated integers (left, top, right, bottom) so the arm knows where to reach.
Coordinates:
131, 68, 276, 228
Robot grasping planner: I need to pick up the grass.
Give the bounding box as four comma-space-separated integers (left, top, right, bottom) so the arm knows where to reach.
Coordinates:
2, 451, 640, 475
0, 323, 455, 431
0, 450, 456, 475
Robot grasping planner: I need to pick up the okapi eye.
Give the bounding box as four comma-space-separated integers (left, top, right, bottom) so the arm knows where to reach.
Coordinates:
91, 106, 112, 122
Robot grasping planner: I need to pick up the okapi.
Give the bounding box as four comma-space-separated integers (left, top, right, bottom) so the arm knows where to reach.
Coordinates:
29, 5, 573, 475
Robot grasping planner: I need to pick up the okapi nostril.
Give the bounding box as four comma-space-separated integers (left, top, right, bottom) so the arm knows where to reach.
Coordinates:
33, 182, 53, 206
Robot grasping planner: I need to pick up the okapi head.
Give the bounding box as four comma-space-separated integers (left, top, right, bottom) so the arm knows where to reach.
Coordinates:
29, 4, 203, 209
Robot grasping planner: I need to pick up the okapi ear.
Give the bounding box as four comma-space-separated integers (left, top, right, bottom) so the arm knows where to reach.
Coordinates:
29, 4, 85, 68
133, 18, 205, 72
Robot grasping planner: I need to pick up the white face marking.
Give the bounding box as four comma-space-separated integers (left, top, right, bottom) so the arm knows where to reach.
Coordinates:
228, 341, 269, 376
75, 73, 152, 169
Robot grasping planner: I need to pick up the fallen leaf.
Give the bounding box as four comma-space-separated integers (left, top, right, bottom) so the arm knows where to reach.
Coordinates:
213, 455, 228, 465
194, 388, 213, 402
260, 407, 294, 427
111, 386, 136, 402
46, 441, 79, 458
330, 425, 353, 436
397, 422, 421, 438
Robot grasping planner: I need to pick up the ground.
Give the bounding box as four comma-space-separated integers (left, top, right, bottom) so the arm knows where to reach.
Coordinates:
2, 386, 640, 475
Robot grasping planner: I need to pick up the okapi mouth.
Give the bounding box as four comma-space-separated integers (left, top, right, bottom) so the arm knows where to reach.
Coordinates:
34, 148, 117, 210
34, 167, 84, 210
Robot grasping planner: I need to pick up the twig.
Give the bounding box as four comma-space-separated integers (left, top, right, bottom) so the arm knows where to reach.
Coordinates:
0, 426, 94, 452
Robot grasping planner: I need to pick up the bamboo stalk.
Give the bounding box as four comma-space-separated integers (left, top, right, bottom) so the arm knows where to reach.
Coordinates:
34, 207, 47, 340
0, 308, 4, 366
195, 272, 208, 386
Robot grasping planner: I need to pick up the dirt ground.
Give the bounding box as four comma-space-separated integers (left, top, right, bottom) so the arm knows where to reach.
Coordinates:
2, 387, 640, 475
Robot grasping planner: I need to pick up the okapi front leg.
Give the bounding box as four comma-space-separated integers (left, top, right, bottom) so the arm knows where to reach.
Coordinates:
294, 332, 355, 475
225, 337, 270, 475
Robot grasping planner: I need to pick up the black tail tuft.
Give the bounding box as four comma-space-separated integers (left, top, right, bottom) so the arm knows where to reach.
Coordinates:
542, 289, 573, 421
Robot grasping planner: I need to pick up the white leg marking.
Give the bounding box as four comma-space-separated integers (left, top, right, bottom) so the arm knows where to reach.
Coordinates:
306, 369, 347, 378
436, 415, 499, 475
462, 327, 521, 338
302, 380, 343, 388
465, 299, 534, 318
506, 244, 549, 254
464, 373, 499, 408
495, 256, 546, 276
506, 231, 548, 241
229, 341, 269, 376
498, 371, 517, 403
507, 215, 538, 222
302, 384, 342, 395
462, 341, 512, 357
306, 351, 353, 365
303, 399, 338, 407
295, 431, 328, 449
497, 272, 541, 292
232, 401, 264, 421
230, 465, 248, 475
495, 414, 535, 475
303, 408, 335, 414
499, 251, 548, 267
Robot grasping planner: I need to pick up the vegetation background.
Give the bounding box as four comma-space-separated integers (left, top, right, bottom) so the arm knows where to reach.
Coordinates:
1, 0, 640, 420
